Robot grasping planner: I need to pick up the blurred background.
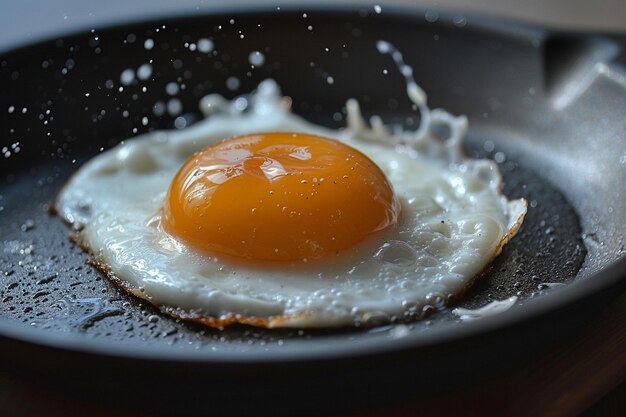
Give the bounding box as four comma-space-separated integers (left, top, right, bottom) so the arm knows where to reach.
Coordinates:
0, 0, 624, 51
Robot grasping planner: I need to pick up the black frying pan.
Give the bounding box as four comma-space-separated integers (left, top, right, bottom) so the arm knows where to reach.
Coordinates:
1, 5, 625, 416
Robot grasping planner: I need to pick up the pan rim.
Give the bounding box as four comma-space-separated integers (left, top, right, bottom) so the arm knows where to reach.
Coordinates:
0, 257, 624, 364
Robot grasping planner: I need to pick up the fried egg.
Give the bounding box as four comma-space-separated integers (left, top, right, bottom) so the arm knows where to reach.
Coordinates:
57, 50, 526, 328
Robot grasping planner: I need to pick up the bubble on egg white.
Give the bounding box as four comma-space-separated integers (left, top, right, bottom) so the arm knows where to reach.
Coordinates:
56, 41, 526, 328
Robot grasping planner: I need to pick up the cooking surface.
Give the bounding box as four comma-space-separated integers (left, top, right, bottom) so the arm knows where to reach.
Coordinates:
0, 3, 625, 416
0, 129, 586, 349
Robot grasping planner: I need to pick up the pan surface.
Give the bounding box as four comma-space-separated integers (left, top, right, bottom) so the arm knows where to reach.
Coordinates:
0, 5, 625, 415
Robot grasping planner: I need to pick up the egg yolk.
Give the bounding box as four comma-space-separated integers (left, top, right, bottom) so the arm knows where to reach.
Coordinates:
163, 132, 399, 262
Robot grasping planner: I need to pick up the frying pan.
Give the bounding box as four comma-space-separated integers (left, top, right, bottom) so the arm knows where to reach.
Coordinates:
1, 5, 625, 416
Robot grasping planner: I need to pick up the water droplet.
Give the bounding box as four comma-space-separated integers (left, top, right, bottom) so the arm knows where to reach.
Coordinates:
165, 82, 179, 96
538, 282, 565, 291
36, 273, 57, 285
226, 76, 240, 91
248, 51, 265, 67
153, 101, 166, 116
120, 68, 135, 86
483, 140, 495, 152
20, 219, 35, 232
144, 38, 154, 50
137, 63, 153, 80
453, 15, 467, 27
167, 98, 182, 116
162, 328, 177, 337
55, 297, 123, 330
425, 11, 439, 22
421, 305, 436, 318
197, 38, 214, 53
174, 116, 187, 129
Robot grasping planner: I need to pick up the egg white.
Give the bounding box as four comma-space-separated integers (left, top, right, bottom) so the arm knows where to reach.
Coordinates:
57, 80, 526, 328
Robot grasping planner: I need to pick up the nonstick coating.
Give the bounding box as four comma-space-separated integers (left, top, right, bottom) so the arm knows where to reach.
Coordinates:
0, 6, 625, 416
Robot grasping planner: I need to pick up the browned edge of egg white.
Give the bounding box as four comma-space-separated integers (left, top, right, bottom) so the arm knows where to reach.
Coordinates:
67, 231, 311, 329
63, 196, 527, 330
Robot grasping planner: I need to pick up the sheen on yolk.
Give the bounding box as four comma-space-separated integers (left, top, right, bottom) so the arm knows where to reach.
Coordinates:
163, 132, 399, 262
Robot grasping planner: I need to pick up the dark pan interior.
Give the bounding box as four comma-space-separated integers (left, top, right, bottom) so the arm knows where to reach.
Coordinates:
0, 7, 625, 416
